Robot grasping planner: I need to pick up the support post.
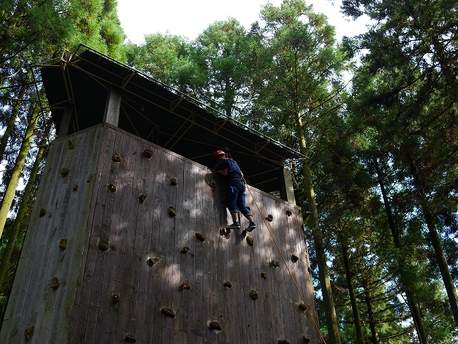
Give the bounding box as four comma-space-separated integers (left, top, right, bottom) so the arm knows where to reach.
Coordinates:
103, 85, 122, 126
280, 167, 296, 205
58, 105, 74, 137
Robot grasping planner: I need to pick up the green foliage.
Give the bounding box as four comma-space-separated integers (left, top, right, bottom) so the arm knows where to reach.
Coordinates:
1, 0, 127, 201
192, 18, 253, 117
125, 33, 197, 92
59, 0, 125, 59
245, 0, 346, 153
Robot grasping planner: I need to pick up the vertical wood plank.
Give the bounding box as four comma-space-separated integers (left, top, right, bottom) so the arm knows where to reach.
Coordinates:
145, 145, 165, 342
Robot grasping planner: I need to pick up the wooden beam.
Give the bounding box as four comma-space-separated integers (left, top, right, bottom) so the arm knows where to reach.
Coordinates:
103, 85, 122, 126
280, 166, 296, 205
58, 105, 74, 137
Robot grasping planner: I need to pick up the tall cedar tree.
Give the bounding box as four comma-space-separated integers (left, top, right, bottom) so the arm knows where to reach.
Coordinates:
0, 0, 126, 236
343, 0, 458, 332
191, 19, 253, 118
247, 1, 346, 342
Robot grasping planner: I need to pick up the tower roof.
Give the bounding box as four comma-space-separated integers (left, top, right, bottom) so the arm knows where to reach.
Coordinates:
40, 45, 303, 194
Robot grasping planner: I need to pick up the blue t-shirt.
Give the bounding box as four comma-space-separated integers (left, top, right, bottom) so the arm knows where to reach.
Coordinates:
218, 158, 243, 182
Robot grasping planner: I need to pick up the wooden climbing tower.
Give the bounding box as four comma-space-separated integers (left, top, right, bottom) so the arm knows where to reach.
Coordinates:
0, 45, 321, 343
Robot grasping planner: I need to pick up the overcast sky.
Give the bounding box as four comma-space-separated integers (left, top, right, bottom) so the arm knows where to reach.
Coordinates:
116, 0, 370, 43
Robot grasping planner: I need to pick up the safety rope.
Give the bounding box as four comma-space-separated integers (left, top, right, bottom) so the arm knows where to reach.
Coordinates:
223, 151, 326, 342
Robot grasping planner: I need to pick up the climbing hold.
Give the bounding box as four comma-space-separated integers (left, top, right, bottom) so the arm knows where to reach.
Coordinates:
24, 325, 34, 342
142, 149, 153, 159
170, 176, 178, 185
147, 257, 159, 267
208, 321, 222, 331
249, 289, 259, 300
168, 206, 176, 217
246, 235, 254, 246
111, 293, 120, 309
298, 303, 307, 312
51, 277, 60, 290
266, 214, 273, 222
139, 194, 147, 204
181, 247, 189, 254
302, 335, 311, 343
67, 140, 75, 149
270, 260, 280, 269
107, 184, 117, 192
220, 226, 230, 237
195, 232, 205, 242
124, 333, 137, 343
180, 283, 191, 291
39, 208, 46, 217
204, 174, 217, 188
277, 340, 291, 344
73, 184, 78, 191
112, 153, 122, 162
161, 307, 176, 318
223, 281, 232, 289
60, 168, 69, 176
291, 254, 299, 263
98, 239, 110, 251
286, 210, 292, 216
260, 272, 267, 280
59, 239, 67, 250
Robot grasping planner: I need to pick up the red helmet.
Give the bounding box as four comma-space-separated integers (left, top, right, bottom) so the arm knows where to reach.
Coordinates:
212, 150, 226, 159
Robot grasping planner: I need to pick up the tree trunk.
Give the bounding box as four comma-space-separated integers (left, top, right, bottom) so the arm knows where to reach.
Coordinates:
405, 292, 428, 344
362, 278, 379, 344
0, 107, 38, 239
0, 84, 26, 161
340, 237, 364, 344
408, 155, 458, 327
0, 135, 46, 286
421, 201, 458, 325
373, 158, 428, 343
297, 113, 341, 344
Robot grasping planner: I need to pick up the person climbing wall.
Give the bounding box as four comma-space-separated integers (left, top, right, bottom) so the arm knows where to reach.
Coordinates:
212, 150, 256, 231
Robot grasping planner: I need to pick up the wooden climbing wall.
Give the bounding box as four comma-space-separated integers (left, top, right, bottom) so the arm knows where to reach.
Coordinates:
0, 124, 320, 344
